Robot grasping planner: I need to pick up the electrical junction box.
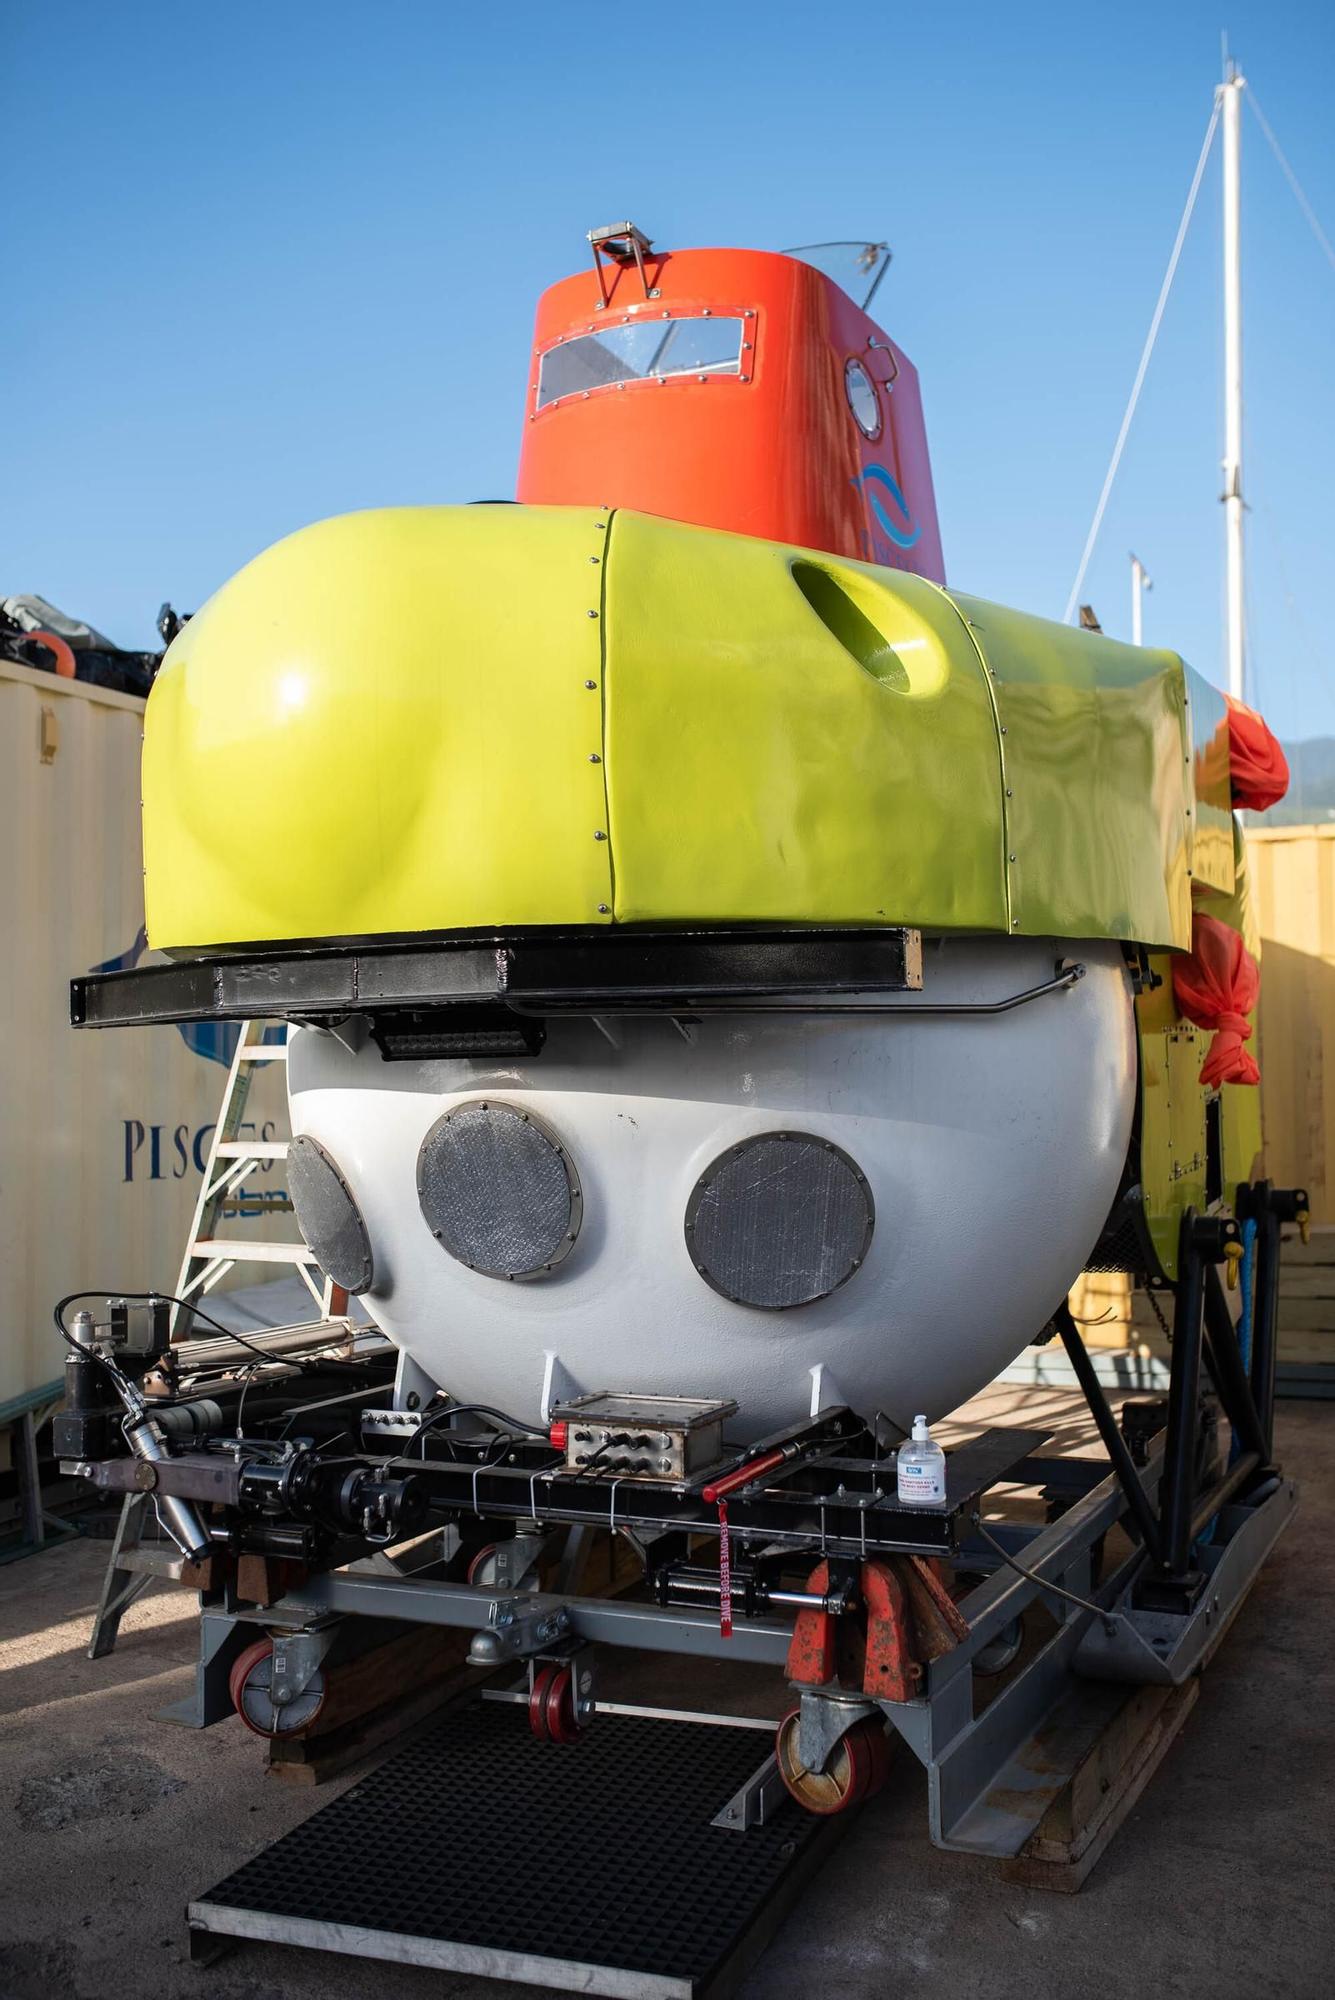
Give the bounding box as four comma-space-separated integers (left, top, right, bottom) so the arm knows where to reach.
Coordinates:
551, 1393, 737, 1482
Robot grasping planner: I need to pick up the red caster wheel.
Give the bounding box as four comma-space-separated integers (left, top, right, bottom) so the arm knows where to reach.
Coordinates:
467, 1544, 501, 1586
228, 1636, 327, 1739
467, 1542, 542, 1591
528, 1663, 582, 1745
774, 1708, 892, 1815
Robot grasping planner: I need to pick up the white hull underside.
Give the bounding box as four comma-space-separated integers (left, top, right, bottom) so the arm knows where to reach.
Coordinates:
287, 936, 1136, 1441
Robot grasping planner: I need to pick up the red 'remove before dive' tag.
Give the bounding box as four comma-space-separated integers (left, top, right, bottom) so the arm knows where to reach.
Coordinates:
717, 1498, 732, 1638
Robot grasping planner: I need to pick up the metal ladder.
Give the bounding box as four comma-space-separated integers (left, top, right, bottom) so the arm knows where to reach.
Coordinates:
89, 1018, 347, 1659
173, 1018, 324, 1339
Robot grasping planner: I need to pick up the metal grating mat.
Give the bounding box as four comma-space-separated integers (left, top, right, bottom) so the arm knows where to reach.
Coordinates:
193, 1700, 838, 1995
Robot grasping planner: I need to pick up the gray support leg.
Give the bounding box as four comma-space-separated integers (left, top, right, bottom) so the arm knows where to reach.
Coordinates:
158, 1609, 255, 1728
87, 1493, 155, 1659
12, 1401, 76, 1554
18, 1410, 46, 1550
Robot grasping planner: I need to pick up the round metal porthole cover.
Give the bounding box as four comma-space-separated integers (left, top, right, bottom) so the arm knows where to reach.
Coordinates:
844, 357, 882, 439
416, 1099, 582, 1280
287, 1134, 375, 1294
684, 1131, 875, 1310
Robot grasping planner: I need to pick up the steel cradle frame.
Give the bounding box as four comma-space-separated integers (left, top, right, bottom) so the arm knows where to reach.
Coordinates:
167, 1186, 1302, 1861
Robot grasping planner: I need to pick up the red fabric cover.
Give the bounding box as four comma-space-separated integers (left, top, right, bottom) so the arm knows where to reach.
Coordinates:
1172, 914, 1260, 1087
1224, 695, 1289, 811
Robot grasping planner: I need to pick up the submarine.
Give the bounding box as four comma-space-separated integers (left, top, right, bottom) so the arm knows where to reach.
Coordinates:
62, 229, 1303, 1854
95, 225, 1280, 1437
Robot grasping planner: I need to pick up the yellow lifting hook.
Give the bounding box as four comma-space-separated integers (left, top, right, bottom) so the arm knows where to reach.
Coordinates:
1224, 1240, 1244, 1291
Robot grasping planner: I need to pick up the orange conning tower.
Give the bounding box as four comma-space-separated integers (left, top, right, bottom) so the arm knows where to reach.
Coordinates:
516, 232, 945, 581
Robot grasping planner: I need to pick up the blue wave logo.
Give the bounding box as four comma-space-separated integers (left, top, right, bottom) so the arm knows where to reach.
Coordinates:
852, 464, 921, 550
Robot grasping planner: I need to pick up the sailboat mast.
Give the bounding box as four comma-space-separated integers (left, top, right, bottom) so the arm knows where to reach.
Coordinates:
1221, 60, 1246, 701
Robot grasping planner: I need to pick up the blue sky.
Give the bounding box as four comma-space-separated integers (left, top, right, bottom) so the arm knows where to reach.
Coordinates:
5, 0, 1333, 739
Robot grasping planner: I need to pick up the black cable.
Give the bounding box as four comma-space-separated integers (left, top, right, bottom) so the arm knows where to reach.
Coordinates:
386, 1431, 554, 1481
52, 1293, 138, 1396
341, 1402, 551, 1479
477, 1430, 519, 1470
150, 1290, 319, 1364
976, 1524, 1112, 1623
234, 1363, 264, 1439
269, 1377, 393, 1443
238, 1411, 553, 1479
54, 1289, 323, 1375
566, 1436, 617, 1481
56, 1293, 538, 1443
405, 1402, 551, 1454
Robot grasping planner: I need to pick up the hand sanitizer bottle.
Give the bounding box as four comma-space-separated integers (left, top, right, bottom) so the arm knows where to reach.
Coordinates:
897, 1414, 947, 1509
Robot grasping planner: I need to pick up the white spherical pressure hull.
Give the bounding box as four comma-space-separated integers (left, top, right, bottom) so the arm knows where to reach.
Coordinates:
287, 938, 1136, 1438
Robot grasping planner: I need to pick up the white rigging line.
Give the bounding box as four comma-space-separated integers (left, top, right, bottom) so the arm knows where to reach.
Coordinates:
1062, 103, 1220, 625
1247, 87, 1335, 280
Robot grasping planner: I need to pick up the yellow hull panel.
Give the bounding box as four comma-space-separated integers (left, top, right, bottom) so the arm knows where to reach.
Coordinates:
601, 513, 1006, 930
144, 504, 1217, 954
144, 506, 614, 948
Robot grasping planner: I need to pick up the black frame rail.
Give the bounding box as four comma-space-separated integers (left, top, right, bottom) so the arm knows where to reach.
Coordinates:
71, 928, 924, 1030
85, 1413, 1051, 1565
1059, 1183, 1306, 1616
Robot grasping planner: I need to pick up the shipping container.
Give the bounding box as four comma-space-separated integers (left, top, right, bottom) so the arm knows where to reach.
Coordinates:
0, 657, 287, 1414
1247, 822, 1335, 1224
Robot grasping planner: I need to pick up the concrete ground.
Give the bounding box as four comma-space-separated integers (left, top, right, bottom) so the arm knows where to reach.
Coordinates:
1, 1395, 1332, 2000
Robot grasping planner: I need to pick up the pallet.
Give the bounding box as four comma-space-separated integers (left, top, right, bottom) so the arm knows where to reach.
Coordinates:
267, 1624, 478, 1785
1000, 1676, 1200, 1893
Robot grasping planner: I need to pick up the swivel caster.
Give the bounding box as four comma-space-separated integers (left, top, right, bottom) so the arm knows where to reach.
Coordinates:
466, 1543, 499, 1586
228, 1637, 328, 1739
774, 1708, 892, 1815
466, 1538, 546, 1592
528, 1663, 583, 1745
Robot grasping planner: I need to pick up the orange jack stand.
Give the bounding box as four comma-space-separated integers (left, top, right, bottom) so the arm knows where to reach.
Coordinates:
786, 1555, 970, 1702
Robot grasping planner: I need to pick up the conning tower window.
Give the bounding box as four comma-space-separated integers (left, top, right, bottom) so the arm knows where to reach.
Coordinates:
538, 315, 746, 408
